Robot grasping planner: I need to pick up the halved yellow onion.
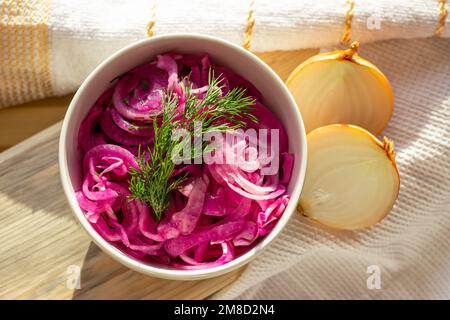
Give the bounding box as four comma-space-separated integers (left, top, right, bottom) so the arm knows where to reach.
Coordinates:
299, 124, 400, 230
286, 41, 394, 135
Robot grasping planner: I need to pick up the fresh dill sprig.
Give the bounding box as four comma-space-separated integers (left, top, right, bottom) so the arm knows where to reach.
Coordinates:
128, 71, 256, 220
128, 90, 184, 220
183, 71, 257, 132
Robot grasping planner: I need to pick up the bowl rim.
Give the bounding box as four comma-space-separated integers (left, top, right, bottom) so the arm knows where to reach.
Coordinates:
59, 33, 307, 280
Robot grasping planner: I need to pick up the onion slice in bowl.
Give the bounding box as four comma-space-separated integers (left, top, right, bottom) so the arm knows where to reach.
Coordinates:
110, 108, 153, 137
164, 221, 245, 257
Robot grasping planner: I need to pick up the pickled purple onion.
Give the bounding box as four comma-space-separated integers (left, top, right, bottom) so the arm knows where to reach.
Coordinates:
76, 53, 295, 269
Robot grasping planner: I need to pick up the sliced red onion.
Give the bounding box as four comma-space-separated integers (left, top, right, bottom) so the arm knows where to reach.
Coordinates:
122, 200, 139, 236
176, 178, 196, 198
82, 132, 108, 155
157, 54, 178, 88
213, 66, 262, 99
245, 102, 289, 153
280, 152, 294, 185
164, 221, 245, 257
83, 144, 139, 172
190, 66, 201, 85
82, 174, 117, 201
234, 171, 277, 195
226, 183, 286, 201
78, 88, 113, 152
194, 242, 209, 262
157, 222, 180, 240
202, 188, 229, 216
171, 164, 203, 178
113, 74, 163, 121
129, 63, 167, 105
200, 54, 210, 86
209, 164, 286, 200
171, 177, 207, 235
76, 191, 114, 222
100, 108, 152, 146
98, 156, 128, 177
257, 195, 290, 235
108, 217, 130, 246
177, 242, 234, 270
135, 199, 164, 242
110, 108, 153, 137
233, 222, 258, 247
93, 216, 121, 242
128, 241, 163, 254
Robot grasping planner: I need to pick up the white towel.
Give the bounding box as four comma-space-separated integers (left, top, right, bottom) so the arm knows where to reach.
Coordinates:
1, 0, 449, 106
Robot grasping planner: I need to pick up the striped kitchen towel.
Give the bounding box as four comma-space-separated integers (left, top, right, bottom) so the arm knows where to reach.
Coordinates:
0, 0, 448, 106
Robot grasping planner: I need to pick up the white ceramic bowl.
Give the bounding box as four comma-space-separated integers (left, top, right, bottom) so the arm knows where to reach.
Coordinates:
59, 34, 307, 280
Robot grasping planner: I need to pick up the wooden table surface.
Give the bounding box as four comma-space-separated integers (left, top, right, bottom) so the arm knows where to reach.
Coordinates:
0, 49, 317, 299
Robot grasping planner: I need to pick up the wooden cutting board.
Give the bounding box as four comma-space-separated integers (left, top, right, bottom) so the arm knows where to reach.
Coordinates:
0, 49, 317, 299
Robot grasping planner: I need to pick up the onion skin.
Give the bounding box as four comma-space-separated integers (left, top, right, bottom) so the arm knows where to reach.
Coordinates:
299, 124, 400, 230
286, 41, 394, 135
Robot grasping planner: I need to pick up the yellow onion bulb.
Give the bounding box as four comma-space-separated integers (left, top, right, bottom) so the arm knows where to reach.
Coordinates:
286, 41, 394, 135
299, 124, 400, 230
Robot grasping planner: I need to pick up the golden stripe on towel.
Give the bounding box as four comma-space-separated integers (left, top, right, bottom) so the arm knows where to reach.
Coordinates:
435, 0, 448, 36
146, 0, 157, 37
341, 0, 355, 44
0, 0, 53, 108
243, 0, 256, 50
